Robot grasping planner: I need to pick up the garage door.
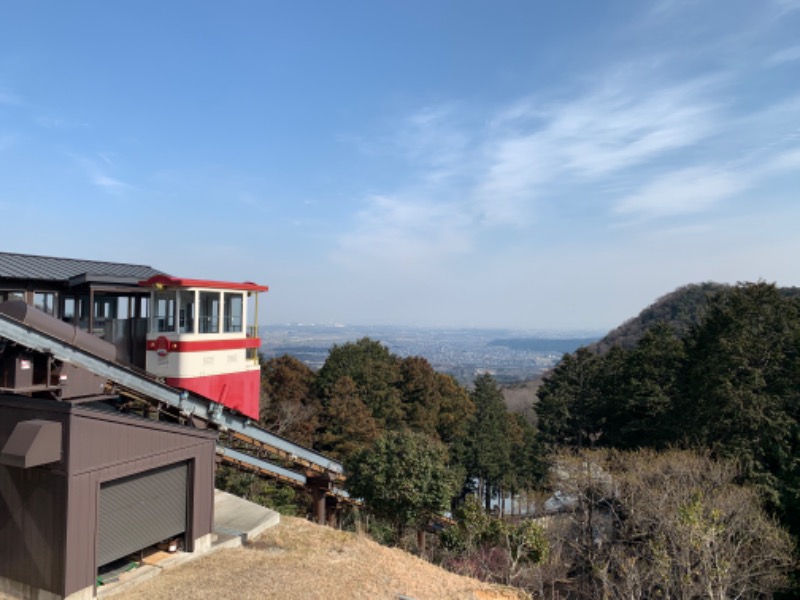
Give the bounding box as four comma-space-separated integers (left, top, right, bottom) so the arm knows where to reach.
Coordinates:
97, 462, 188, 566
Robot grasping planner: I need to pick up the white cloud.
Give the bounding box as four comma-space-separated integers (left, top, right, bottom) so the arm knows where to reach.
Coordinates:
765, 45, 800, 66
471, 75, 721, 227
92, 173, 128, 190
334, 70, 726, 271
334, 194, 471, 271
614, 167, 746, 217
774, 0, 800, 14
334, 25, 797, 280
763, 149, 800, 171
392, 104, 471, 185
71, 154, 130, 193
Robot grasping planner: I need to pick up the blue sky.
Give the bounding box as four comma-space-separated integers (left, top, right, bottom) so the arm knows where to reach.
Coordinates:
1, 1, 798, 331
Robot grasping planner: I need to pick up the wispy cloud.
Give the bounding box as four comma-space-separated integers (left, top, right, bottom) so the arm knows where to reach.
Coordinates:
765, 45, 800, 66
240, 192, 279, 216
337, 71, 726, 264
474, 75, 721, 222
392, 104, 472, 185
335, 1, 799, 272
335, 194, 471, 271
71, 154, 130, 193
614, 167, 746, 218
774, 0, 800, 15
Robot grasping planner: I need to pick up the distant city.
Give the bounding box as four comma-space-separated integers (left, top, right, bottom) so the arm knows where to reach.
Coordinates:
260, 324, 604, 384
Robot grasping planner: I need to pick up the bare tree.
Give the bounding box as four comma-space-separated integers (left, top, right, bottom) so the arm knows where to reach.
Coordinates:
542, 449, 794, 599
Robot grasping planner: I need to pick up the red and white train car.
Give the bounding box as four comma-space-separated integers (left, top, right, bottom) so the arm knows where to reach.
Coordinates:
138, 275, 268, 420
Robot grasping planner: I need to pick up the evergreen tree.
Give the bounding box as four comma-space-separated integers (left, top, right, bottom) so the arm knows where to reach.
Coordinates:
316, 337, 404, 428
434, 373, 475, 446
398, 356, 442, 438
681, 282, 800, 511
604, 323, 686, 449
315, 375, 380, 461
537, 347, 606, 448
467, 374, 512, 510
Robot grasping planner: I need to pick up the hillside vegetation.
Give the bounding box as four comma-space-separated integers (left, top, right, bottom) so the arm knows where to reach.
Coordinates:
536, 281, 800, 596
216, 280, 799, 599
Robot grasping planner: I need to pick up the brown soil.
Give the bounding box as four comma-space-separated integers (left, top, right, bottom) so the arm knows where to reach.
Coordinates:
114, 516, 528, 600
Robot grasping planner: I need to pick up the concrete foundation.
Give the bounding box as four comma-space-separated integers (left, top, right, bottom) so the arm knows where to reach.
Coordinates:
0, 576, 92, 600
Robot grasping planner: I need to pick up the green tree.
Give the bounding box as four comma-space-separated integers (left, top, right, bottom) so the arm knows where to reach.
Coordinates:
680, 282, 800, 511
316, 338, 404, 428
316, 376, 380, 461
433, 372, 474, 445
398, 356, 442, 437
537, 347, 606, 448
508, 413, 548, 494
603, 323, 686, 449
346, 430, 456, 543
467, 374, 512, 510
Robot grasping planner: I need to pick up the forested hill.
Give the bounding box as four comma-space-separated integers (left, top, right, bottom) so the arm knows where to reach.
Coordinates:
590, 281, 800, 353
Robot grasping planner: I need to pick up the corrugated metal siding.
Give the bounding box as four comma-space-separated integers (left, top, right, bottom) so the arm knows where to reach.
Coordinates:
69, 410, 215, 475
0, 252, 163, 282
97, 462, 188, 566
63, 446, 215, 596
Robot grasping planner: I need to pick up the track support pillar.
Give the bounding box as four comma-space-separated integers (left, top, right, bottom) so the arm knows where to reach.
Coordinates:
308, 474, 335, 526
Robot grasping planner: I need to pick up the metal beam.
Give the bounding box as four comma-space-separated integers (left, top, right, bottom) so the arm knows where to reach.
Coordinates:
0, 313, 343, 475
217, 447, 307, 486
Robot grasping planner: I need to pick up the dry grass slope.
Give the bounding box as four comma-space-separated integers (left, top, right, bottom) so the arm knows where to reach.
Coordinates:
115, 516, 528, 600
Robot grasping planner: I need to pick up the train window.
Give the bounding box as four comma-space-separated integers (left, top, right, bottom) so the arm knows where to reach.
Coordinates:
224, 293, 243, 333
34, 292, 57, 316
153, 291, 176, 333
179, 290, 196, 333
199, 291, 220, 334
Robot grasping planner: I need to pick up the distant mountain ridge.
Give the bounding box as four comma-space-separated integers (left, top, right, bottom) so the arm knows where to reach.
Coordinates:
590, 281, 800, 354
503, 281, 800, 417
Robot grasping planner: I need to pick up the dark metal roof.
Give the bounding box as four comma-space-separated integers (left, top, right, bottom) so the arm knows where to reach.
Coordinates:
0, 252, 164, 283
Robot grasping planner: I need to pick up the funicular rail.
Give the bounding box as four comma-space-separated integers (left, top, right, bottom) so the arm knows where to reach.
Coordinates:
0, 307, 457, 530
0, 309, 344, 482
